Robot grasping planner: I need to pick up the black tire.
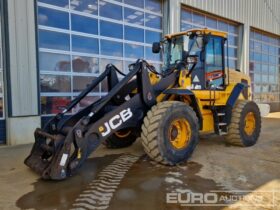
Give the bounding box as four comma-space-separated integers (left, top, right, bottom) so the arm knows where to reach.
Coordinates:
103, 129, 138, 149
225, 100, 261, 147
141, 101, 199, 165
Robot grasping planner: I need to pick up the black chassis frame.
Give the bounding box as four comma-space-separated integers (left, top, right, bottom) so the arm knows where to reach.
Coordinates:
24, 60, 178, 180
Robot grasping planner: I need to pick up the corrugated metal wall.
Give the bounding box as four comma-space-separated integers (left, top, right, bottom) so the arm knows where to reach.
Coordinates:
7, 0, 38, 116
170, 0, 280, 35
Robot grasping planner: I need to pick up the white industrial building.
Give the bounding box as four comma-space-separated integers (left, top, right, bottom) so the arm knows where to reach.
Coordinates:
0, 0, 279, 145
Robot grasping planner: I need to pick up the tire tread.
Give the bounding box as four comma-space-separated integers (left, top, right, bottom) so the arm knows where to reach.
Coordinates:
225, 100, 261, 146
141, 101, 198, 165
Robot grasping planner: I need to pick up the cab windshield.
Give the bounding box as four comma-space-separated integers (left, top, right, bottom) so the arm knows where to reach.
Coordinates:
162, 34, 203, 71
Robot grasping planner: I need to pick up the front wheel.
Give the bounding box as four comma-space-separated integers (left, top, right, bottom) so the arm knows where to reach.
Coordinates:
141, 101, 199, 165
225, 100, 261, 147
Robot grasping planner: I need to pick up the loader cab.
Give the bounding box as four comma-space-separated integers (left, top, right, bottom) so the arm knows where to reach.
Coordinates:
154, 29, 228, 90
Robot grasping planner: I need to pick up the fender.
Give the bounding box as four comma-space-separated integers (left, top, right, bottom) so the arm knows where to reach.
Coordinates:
225, 83, 249, 125
163, 88, 203, 130
226, 83, 249, 108
163, 88, 194, 95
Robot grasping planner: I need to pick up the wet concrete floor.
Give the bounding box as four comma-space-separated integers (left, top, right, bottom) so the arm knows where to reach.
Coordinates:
0, 114, 280, 210
16, 155, 232, 210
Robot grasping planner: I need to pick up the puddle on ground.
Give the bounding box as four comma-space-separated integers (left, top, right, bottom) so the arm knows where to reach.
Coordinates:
17, 154, 235, 210
109, 156, 234, 210
16, 154, 120, 210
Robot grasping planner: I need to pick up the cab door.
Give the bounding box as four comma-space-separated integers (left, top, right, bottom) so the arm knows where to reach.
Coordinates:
204, 36, 225, 89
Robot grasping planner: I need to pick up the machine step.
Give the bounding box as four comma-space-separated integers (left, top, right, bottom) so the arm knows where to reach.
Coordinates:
219, 129, 228, 135
218, 122, 227, 126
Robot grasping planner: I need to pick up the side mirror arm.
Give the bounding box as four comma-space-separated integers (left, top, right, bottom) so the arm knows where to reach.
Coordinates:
186, 62, 197, 77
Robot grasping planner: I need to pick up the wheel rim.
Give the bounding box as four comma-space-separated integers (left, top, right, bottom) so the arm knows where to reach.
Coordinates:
115, 129, 131, 138
244, 112, 256, 136
168, 118, 191, 149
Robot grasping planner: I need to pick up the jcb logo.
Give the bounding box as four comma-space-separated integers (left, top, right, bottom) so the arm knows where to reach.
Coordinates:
99, 108, 133, 137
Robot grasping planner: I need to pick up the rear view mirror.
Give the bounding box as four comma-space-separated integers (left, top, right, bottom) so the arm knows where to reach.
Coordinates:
152, 42, 161, 54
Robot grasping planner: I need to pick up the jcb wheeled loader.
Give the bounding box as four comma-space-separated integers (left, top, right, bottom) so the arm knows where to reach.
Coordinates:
25, 29, 261, 180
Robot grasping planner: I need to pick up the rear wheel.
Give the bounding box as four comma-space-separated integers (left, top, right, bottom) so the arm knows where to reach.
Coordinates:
103, 129, 138, 148
141, 101, 199, 165
225, 100, 261, 147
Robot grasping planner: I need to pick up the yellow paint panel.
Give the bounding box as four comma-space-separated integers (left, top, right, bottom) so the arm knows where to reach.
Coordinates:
228, 69, 251, 84
149, 72, 161, 85
201, 113, 214, 132
179, 70, 192, 88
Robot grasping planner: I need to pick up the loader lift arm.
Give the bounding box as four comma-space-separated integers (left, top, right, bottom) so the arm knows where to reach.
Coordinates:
25, 60, 177, 180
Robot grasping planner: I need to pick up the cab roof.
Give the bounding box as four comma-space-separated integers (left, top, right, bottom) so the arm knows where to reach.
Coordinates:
164, 28, 228, 39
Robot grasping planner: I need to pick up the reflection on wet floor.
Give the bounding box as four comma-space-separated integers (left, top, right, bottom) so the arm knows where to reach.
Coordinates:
72, 154, 140, 209
17, 154, 234, 210
109, 156, 233, 210
16, 155, 120, 210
